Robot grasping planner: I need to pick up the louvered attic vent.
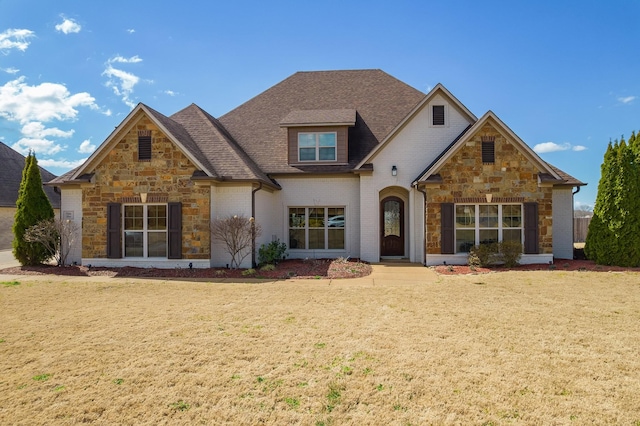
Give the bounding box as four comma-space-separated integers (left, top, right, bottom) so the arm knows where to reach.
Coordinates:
481, 136, 495, 164
432, 105, 445, 126
138, 130, 152, 161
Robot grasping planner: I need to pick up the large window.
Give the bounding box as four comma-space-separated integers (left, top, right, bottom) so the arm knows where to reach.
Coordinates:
455, 204, 522, 253
123, 204, 167, 257
298, 132, 337, 162
289, 207, 345, 250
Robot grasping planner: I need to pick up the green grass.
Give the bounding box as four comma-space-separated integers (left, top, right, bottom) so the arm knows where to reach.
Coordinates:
32, 374, 51, 382
168, 400, 190, 411
1, 280, 20, 287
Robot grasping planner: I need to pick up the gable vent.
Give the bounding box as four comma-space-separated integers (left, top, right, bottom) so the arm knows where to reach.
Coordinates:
138, 130, 152, 161
481, 140, 495, 164
432, 105, 445, 126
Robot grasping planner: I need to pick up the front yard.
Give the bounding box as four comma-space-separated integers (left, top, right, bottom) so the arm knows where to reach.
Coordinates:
1, 270, 639, 424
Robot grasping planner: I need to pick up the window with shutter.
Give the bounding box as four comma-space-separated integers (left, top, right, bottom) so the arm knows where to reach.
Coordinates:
441, 203, 455, 254
432, 105, 445, 126
107, 203, 122, 258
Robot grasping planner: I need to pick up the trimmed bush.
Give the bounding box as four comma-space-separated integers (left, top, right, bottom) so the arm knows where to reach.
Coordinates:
468, 241, 522, 268
258, 239, 288, 265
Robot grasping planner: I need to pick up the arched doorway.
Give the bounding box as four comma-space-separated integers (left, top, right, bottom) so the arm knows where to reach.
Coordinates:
380, 196, 404, 257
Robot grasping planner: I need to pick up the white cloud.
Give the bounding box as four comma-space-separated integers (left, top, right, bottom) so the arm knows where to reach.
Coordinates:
55, 18, 82, 34
127, 29, 135, 34
12, 137, 65, 156
21, 121, 74, 139
109, 55, 142, 64
164, 90, 177, 96
1, 67, 19, 74
78, 139, 96, 154
0, 28, 35, 53
618, 96, 636, 104
0, 77, 98, 124
102, 65, 140, 108
38, 157, 87, 170
533, 142, 587, 154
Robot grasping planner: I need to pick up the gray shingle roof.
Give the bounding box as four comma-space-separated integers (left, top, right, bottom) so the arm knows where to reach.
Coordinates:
218, 69, 426, 173
0, 141, 61, 208
280, 109, 356, 127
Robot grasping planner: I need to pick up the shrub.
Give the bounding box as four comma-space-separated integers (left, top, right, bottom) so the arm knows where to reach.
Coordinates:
210, 215, 262, 269
468, 241, 522, 268
258, 239, 288, 265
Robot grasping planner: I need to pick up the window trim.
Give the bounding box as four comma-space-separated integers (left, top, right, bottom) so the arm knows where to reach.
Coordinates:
297, 132, 337, 162
454, 203, 523, 253
122, 203, 168, 258
288, 206, 345, 250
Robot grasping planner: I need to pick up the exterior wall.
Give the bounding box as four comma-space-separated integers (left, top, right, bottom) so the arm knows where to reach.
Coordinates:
288, 126, 349, 165
552, 187, 574, 259
210, 184, 253, 268
60, 188, 83, 265
82, 115, 211, 266
0, 207, 15, 250
275, 175, 360, 260
424, 122, 553, 265
360, 93, 474, 263
254, 187, 283, 258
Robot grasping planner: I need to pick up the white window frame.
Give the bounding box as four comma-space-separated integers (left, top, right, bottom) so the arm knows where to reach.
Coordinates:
288, 206, 345, 250
297, 132, 337, 162
123, 204, 168, 258
454, 204, 523, 253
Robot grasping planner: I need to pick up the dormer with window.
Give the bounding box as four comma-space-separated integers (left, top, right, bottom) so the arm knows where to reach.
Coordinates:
280, 109, 356, 165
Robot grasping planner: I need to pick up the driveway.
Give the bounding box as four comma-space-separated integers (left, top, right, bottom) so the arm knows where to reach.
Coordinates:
0, 250, 19, 269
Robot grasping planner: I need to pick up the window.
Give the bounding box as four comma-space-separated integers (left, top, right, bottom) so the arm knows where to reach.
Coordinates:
455, 204, 522, 253
289, 207, 345, 250
298, 132, 336, 162
138, 130, 152, 161
123, 204, 167, 257
482, 141, 495, 163
432, 105, 445, 126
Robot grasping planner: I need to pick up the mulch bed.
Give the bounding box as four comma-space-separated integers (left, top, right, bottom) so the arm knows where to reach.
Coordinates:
0, 258, 372, 280
433, 259, 640, 275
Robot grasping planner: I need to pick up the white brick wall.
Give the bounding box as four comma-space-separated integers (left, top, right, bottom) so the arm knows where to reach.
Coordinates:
276, 175, 360, 260
552, 187, 574, 260
210, 184, 254, 268
359, 93, 474, 263
61, 188, 83, 265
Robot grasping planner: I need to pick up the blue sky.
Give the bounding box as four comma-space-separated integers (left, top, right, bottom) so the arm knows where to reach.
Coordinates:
1, 0, 639, 208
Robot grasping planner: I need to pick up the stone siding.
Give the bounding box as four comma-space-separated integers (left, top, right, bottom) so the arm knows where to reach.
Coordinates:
426, 122, 553, 254
82, 115, 210, 259
0, 207, 15, 250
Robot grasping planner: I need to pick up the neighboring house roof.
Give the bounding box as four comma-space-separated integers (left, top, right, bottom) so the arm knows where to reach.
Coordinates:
413, 111, 569, 185
0, 141, 61, 208
218, 69, 426, 173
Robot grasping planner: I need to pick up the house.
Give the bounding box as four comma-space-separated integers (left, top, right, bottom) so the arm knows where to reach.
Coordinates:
0, 141, 61, 250
48, 70, 585, 268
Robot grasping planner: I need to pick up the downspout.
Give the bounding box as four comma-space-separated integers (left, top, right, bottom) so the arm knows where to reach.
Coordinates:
416, 184, 428, 266
251, 182, 263, 268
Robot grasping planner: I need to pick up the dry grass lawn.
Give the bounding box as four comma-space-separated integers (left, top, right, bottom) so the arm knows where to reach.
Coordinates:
1, 270, 639, 425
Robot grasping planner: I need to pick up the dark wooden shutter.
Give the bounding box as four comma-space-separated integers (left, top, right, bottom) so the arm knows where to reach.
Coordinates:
482, 141, 495, 163
524, 202, 539, 254
138, 135, 151, 160
167, 202, 182, 259
441, 203, 455, 254
107, 203, 122, 258
432, 105, 445, 125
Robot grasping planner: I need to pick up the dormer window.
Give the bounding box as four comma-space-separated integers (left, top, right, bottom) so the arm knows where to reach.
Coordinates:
298, 132, 337, 162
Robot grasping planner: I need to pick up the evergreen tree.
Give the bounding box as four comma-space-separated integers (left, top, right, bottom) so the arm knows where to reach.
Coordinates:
12, 152, 55, 266
586, 138, 640, 266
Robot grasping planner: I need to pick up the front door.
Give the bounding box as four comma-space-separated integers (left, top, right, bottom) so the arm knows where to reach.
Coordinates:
380, 196, 404, 257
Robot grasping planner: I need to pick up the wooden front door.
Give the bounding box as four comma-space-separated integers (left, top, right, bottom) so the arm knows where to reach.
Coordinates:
380, 196, 404, 257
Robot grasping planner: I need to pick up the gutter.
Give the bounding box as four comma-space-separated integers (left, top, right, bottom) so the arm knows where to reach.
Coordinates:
251, 182, 263, 268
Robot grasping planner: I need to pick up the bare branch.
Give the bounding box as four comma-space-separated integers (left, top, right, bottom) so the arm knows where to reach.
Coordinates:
210, 215, 262, 269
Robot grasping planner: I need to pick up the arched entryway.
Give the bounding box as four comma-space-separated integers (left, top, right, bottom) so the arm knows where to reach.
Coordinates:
380, 196, 405, 257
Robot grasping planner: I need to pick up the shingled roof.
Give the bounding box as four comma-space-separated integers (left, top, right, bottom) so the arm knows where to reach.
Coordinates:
0, 141, 61, 208
218, 69, 426, 173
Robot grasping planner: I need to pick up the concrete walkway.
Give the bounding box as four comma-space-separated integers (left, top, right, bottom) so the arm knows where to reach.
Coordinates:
0, 260, 439, 286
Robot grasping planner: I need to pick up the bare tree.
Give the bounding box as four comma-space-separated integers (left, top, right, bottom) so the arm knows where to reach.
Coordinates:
24, 219, 80, 266
574, 204, 593, 218
210, 215, 262, 269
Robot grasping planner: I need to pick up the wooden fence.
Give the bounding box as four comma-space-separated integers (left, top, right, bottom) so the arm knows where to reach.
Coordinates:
574, 217, 591, 243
